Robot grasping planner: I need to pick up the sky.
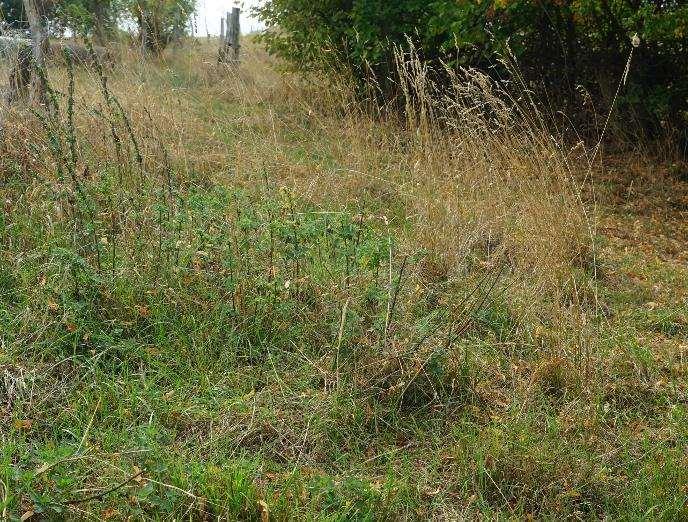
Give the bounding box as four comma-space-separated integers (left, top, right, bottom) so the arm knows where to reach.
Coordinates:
195, 0, 265, 36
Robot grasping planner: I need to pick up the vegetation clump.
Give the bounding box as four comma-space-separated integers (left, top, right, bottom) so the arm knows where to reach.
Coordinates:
257, 0, 688, 140
0, 3, 687, 519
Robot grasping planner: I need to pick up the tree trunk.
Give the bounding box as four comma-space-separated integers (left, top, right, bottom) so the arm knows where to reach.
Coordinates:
93, 1, 109, 46
137, 4, 162, 56
22, 0, 49, 105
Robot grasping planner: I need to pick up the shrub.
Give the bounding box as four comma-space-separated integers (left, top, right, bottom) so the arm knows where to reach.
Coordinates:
256, 0, 688, 141
129, 0, 195, 53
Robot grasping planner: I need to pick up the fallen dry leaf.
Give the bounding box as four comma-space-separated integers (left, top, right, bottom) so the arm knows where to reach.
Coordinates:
14, 419, 33, 430
132, 466, 145, 484
257, 499, 269, 522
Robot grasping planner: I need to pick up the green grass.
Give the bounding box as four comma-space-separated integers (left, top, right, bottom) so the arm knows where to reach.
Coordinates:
1, 45, 687, 520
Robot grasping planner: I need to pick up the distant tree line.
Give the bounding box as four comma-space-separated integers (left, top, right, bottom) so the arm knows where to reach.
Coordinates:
256, 0, 688, 143
0, 0, 195, 53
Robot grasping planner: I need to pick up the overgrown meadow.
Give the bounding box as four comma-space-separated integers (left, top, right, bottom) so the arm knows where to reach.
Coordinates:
1, 41, 686, 519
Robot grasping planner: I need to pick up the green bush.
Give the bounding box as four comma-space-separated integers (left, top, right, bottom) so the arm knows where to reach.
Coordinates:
256, 0, 688, 140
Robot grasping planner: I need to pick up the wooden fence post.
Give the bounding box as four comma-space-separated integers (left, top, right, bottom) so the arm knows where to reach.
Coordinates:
218, 7, 240, 64
220, 17, 225, 40
228, 7, 240, 62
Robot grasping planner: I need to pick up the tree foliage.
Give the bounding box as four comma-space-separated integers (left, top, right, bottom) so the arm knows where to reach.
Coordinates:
52, 0, 123, 42
130, 0, 195, 53
256, 0, 688, 137
1, 0, 196, 52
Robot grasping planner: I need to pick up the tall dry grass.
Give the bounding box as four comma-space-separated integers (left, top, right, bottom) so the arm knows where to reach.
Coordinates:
1, 38, 597, 401
251, 42, 598, 376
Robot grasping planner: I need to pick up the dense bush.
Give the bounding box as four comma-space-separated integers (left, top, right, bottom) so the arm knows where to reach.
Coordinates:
130, 0, 195, 53
256, 0, 688, 141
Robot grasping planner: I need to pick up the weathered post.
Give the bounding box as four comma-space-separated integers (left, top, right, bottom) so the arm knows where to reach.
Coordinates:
218, 7, 240, 64
228, 7, 240, 62
218, 13, 227, 61
223, 9, 231, 60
